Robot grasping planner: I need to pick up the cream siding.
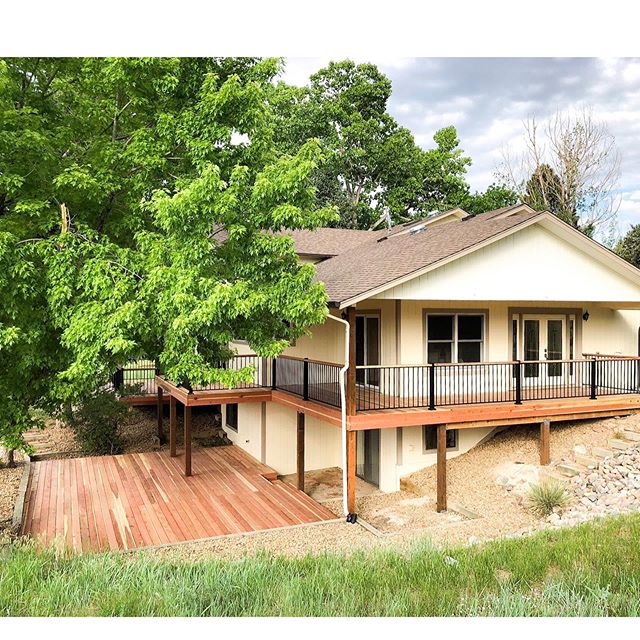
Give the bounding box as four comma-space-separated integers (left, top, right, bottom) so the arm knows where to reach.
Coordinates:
375, 224, 640, 303
223, 402, 342, 476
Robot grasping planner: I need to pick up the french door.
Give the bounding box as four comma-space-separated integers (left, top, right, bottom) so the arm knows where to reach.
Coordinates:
522, 315, 567, 382
356, 314, 380, 387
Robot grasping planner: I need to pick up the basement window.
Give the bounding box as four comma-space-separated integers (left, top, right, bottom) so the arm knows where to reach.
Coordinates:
226, 403, 238, 432
423, 426, 458, 453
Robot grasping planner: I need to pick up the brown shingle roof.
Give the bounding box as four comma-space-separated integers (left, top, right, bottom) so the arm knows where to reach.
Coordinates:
286, 227, 385, 257
314, 207, 542, 305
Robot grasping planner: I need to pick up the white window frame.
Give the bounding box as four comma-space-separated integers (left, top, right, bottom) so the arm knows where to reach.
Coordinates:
425, 312, 486, 364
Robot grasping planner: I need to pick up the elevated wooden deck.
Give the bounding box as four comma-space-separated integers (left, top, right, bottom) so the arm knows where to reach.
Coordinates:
349, 394, 640, 430
154, 375, 640, 431
20, 446, 337, 552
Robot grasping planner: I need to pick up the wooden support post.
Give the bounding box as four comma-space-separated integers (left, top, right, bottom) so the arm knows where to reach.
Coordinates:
436, 424, 447, 512
157, 387, 164, 443
346, 306, 357, 417
346, 430, 356, 514
184, 404, 192, 477
540, 419, 551, 465
169, 395, 177, 457
297, 412, 305, 491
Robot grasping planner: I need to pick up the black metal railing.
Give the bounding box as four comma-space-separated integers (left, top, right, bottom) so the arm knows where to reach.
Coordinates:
355, 356, 640, 411
111, 359, 158, 396
272, 355, 342, 408
112, 353, 640, 412
188, 355, 272, 391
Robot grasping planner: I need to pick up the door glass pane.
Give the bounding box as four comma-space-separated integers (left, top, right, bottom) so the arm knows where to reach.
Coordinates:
366, 317, 380, 386
428, 342, 452, 363
547, 319, 563, 377
365, 429, 380, 486
357, 429, 380, 486
356, 316, 365, 384
428, 315, 453, 340
458, 342, 481, 363
458, 315, 482, 340
524, 319, 540, 378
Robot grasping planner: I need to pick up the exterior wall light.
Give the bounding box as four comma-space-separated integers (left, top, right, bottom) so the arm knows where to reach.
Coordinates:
583, 311, 590, 321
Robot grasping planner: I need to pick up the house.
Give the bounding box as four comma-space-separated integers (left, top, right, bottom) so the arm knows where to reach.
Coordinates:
153, 204, 640, 520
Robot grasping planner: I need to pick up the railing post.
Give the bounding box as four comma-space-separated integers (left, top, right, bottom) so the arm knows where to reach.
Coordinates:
428, 364, 436, 410
590, 357, 597, 399
303, 358, 309, 401
515, 360, 522, 405
112, 368, 124, 392
271, 357, 277, 391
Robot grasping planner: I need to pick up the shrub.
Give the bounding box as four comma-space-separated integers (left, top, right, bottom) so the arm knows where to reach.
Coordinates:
69, 391, 127, 455
527, 480, 570, 517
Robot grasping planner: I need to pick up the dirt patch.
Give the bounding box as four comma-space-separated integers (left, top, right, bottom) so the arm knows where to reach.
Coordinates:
280, 467, 379, 503
0, 462, 24, 533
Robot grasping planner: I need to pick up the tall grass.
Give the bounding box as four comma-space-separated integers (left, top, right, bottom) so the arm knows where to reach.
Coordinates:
2, 513, 640, 616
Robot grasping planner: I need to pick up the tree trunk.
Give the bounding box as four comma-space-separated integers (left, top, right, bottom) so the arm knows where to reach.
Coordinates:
7, 449, 16, 468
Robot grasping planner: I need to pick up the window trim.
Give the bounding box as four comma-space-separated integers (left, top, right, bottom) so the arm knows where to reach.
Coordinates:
225, 403, 238, 432
425, 312, 486, 364
422, 426, 459, 453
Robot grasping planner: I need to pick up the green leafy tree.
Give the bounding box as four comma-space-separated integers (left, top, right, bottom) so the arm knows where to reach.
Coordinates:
616, 224, 640, 268
274, 61, 473, 229
463, 183, 519, 215
0, 57, 336, 454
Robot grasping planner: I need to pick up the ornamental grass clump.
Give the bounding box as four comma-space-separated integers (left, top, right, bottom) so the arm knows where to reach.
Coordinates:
528, 480, 570, 517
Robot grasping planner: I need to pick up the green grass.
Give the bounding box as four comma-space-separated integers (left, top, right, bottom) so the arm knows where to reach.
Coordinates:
2, 513, 640, 616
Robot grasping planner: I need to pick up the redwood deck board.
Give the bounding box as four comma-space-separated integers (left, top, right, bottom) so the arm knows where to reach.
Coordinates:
21, 446, 336, 552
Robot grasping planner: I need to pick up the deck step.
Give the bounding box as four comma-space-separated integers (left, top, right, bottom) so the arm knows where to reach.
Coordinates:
592, 446, 616, 459
556, 463, 582, 477
573, 454, 600, 469
623, 430, 640, 442
608, 438, 634, 451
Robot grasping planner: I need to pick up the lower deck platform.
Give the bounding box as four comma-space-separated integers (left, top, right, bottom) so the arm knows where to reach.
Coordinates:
19, 446, 337, 552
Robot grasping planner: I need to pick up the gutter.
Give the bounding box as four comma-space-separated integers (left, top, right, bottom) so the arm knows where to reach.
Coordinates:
325, 312, 350, 519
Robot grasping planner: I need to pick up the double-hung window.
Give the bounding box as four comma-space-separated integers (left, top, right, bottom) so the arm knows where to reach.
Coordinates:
426, 313, 484, 363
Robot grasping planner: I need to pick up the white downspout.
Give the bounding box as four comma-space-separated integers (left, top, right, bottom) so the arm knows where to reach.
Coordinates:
325, 312, 350, 517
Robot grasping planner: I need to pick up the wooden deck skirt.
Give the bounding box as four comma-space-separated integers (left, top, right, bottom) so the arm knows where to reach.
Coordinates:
20, 446, 337, 552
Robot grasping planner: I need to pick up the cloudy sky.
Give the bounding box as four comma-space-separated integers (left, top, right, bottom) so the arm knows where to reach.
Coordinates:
283, 58, 640, 235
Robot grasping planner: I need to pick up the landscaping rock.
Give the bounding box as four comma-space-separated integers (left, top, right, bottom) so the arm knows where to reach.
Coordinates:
549, 445, 640, 528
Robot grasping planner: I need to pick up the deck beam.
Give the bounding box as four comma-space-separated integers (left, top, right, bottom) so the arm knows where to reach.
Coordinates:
169, 395, 177, 457
297, 412, 305, 491
346, 430, 356, 515
346, 306, 357, 417
436, 424, 447, 513
156, 387, 164, 444
540, 419, 551, 465
184, 404, 192, 477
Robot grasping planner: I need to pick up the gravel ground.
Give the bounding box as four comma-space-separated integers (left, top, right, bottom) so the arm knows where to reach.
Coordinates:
143, 520, 382, 561
0, 463, 24, 533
